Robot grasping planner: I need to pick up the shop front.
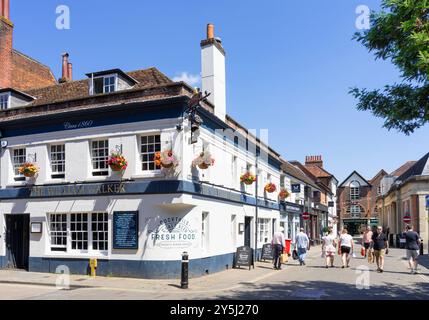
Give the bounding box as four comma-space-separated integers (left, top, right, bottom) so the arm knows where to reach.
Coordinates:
342, 218, 378, 236
280, 202, 303, 244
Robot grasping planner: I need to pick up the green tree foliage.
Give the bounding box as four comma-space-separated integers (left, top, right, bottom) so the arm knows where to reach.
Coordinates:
350, 0, 429, 134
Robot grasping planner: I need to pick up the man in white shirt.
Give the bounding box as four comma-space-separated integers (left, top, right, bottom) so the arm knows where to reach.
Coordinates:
272, 227, 286, 270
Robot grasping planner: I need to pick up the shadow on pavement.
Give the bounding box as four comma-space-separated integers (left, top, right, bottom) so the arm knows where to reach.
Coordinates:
210, 280, 429, 300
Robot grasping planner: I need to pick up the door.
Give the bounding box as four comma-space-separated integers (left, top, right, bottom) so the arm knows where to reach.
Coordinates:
5, 214, 30, 270
244, 217, 252, 247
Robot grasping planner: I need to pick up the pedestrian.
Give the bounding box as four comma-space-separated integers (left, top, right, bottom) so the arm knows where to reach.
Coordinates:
322, 226, 337, 268
404, 225, 422, 274
362, 226, 373, 257
272, 227, 286, 270
339, 228, 354, 268
371, 226, 389, 273
295, 228, 310, 266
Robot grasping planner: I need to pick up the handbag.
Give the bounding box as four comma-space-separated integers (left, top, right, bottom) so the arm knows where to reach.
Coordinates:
361, 247, 365, 257
280, 253, 288, 264
292, 249, 299, 260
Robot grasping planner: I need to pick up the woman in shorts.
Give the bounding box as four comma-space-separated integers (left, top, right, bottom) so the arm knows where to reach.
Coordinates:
322, 227, 337, 268
339, 228, 354, 268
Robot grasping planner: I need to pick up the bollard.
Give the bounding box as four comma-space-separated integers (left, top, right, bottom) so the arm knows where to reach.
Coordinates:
89, 258, 97, 277
420, 239, 424, 256
181, 252, 189, 289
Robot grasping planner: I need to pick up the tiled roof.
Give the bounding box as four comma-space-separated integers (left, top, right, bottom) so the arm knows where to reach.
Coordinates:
282, 161, 319, 189
391, 161, 417, 177
305, 165, 332, 178
397, 153, 429, 182
24, 67, 173, 107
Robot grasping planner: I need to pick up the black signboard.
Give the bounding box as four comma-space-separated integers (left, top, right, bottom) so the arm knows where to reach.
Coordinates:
234, 246, 254, 270
291, 184, 301, 193
261, 243, 274, 261
328, 201, 335, 207
113, 211, 139, 249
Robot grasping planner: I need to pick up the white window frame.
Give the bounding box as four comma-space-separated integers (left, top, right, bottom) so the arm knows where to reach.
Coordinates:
0, 92, 10, 110
350, 181, 361, 201
140, 134, 162, 172
49, 213, 68, 251
12, 148, 26, 180
90, 74, 118, 95
50, 144, 66, 179
231, 214, 237, 249
91, 139, 109, 176
48, 212, 109, 254
258, 218, 270, 243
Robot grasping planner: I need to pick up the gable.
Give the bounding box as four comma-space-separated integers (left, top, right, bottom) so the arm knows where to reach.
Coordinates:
339, 171, 370, 188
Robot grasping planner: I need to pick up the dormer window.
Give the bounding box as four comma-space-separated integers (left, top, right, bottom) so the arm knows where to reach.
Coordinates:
87, 69, 138, 95
92, 75, 117, 95
0, 89, 35, 110
0, 93, 10, 110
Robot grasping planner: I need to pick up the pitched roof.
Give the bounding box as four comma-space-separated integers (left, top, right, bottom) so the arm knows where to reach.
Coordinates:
305, 165, 333, 179
23, 67, 173, 107
369, 169, 388, 184
292, 161, 333, 194
338, 170, 371, 188
397, 153, 429, 182
391, 161, 417, 177
281, 160, 319, 190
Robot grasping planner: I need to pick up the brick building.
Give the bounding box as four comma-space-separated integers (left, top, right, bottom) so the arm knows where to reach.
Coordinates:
0, 0, 56, 91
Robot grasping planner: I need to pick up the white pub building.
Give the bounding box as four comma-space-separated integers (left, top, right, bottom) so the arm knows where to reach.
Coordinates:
0, 19, 318, 278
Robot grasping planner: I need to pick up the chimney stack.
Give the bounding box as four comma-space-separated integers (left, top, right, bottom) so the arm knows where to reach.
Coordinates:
305, 155, 324, 168
67, 62, 73, 81
60, 53, 73, 82
201, 23, 226, 122
0, 0, 10, 20
0, 0, 13, 89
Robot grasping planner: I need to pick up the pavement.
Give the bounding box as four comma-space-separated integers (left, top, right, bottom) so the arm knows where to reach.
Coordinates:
0, 243, 428, 300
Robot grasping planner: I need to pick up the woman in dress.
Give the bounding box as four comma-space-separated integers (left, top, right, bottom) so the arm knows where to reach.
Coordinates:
321, 227, 337, 268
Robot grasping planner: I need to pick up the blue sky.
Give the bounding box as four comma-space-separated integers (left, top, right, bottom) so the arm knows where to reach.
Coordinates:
10, 0, 429, 182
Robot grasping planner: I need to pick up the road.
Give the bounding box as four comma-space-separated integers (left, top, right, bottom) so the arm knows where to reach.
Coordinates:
1, 244, 428, 300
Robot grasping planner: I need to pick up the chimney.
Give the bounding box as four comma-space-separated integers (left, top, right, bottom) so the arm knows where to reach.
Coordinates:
305, 155, 324, 168
201, 23, 226, 122
59, 53, 72, 83
67, 62, 73, 81
0, 0, 13, 89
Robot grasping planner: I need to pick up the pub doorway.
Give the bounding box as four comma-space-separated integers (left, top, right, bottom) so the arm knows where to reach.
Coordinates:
5, 214, 30, 270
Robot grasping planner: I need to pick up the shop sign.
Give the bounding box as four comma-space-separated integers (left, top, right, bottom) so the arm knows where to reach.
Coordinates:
30, 182, 126, 198
291, 184, 301, 193
148, 216, 198, 249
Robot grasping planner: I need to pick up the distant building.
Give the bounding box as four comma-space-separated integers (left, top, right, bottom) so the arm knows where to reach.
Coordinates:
377, 153, 429, 253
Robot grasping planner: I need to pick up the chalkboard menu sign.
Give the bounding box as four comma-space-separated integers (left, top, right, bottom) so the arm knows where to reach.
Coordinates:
261, 243, 274, 261
234, 246, 254, 270
113, 211, 139, 249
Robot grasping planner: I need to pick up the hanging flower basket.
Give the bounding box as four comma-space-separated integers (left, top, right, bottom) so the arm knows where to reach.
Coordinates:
279, 188, 290, 200
240, 172, 256, 185
19, 163, 39, 178
264, 183, 277, 193
108, 153, 128, 172
154, 150, 178, 169
192, 151, 215, 170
